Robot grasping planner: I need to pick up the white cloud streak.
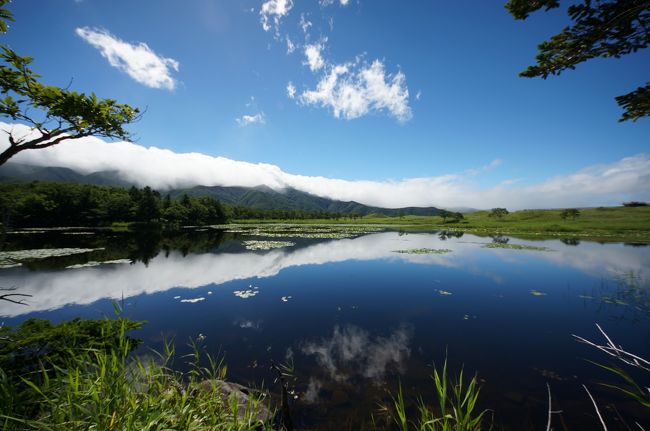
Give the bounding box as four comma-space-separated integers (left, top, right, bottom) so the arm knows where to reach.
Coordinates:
286, 36, 296, 54
303, 40, 326, 72
299, 13, 312, 34
299, 59, 412, 122
75, 27, 179, 90
286, 81, 297, 99
1, 123, 648, 210
260, 0, 293, 38
320, 0, 349, 6
235, 113, 266, 127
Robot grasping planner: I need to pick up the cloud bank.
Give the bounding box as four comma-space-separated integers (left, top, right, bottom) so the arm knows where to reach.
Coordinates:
1, 122, 648, 210
76, 27, 179, 90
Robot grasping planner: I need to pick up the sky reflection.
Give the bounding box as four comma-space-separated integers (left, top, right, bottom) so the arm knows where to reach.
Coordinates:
0, 232, 647, 317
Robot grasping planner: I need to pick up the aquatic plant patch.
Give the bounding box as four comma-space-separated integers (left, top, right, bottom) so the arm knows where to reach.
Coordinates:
393, 248, 453, 254
66, 259, 132, 269
234, 286, 260, 299
483, 243, 551, 251
180, 297, 206, 303
0, 248, 104, 266
243, 240, 296, 250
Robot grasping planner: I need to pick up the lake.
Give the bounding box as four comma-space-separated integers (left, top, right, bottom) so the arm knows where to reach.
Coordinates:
1, 225, 648, 430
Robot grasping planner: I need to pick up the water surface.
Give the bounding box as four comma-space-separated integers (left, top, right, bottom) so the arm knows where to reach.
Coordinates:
1, 227, 648, 430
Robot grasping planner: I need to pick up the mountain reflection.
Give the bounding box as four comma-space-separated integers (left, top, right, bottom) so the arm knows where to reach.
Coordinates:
0, 232, 648, 317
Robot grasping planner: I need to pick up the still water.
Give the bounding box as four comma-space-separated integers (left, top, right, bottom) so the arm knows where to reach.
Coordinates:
1, 226, 648, 430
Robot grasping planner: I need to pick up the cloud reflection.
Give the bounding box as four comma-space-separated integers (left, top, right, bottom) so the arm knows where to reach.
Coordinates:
0, 232, 648, 317
301, 324, 412, 383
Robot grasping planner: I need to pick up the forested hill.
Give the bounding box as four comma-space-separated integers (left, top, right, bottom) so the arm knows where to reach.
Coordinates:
168, 185, 441, 216
0, 163, 441, 216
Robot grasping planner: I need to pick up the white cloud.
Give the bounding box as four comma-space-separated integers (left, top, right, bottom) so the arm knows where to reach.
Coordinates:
235, 113, 266, 127
415, 90, 421, 101
303, 40, 326, 72
286, 81, 297, 99
75, 27, 179, 90
286, 36, 296, 54
299, 59, 412, 122
466, 159, 502, 176
320, 0, 349, 6
1, 123, 649, 210
260, 0, 293, 37
299, 13, 312, 34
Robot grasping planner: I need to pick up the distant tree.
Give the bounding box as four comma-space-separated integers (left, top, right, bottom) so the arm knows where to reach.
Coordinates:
560, 208, 580, 220
491, 235, 510, 244
135, 186, 161, 222
489, 208, 509, 219
0, 1, 139, 165
451, 212, 464, 223
438, 209, 451, 222
561, 237, 581, 246
623, 201, 648, 207
505, 0, 649, 121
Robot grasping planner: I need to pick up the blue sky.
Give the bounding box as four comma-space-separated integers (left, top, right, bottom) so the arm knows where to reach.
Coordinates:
1, 0, 649, 209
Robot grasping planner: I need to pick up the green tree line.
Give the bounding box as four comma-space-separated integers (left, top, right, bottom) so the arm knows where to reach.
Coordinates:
0, 181, 359, 228
228, 205, 352, 221
0, 182, 227, 227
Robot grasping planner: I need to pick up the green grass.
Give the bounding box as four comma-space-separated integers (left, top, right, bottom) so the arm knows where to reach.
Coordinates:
233, 206, 650, 242
387, 359, 489, 431
0, 318, 271, 431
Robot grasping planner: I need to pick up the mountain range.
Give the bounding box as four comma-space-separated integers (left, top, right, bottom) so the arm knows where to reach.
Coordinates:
0, 163, 443, 216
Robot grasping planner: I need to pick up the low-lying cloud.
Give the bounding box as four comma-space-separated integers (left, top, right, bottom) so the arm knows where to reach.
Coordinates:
1, 122, 648, 210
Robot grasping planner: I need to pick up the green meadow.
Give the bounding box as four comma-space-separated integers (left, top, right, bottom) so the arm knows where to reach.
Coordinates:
233, 206, 650, 242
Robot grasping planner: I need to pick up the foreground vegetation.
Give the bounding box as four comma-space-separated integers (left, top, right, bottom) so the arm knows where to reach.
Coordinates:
0, 317, 271, 430
2, 317, 647, 430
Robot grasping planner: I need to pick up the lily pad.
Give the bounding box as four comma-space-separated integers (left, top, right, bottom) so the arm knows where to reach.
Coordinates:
180, 297, 205, 303
234, 289, 259, 299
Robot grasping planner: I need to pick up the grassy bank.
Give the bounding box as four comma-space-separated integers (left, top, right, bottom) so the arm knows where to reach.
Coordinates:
232, 206, 650, 242
0, 318, 272, 430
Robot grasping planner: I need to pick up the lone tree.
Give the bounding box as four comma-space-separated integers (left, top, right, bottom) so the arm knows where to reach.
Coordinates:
439, 210, 465, 223
505, 0, 649, 121
0, 1, 139, 166
560, 208, 580, 220
489, 207, 509, 219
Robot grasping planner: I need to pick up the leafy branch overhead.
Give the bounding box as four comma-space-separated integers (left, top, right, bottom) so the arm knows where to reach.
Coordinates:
506, 0, 650, 121
0, 0, 139, 165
